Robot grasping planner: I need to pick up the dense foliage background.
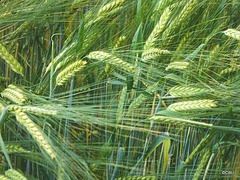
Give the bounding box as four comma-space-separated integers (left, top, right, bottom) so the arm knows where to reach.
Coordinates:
0, 0, 239, 179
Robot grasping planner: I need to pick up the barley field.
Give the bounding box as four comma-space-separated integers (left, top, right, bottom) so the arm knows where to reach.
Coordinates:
0, 0, 240, 179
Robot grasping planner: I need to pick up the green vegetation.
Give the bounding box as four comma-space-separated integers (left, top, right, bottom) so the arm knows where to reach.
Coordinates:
0, 0, 239, 179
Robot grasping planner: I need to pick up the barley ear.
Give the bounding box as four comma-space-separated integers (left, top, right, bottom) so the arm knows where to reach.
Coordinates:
177, 134, 212, 174
115, 176, 156, 180
0, 175, 10, 180
144, 6, 172, 50
56, 60, 87, 86
114, 36, 126, 50
0, 101, 4, 110
193, 149, 211, 180
128, 81, 159, 113
166, 61, 189, 71
169, 86, 208, 97
224, 29, 240, 40
14, 109, 56, 159
87, 51, 135, 73
0, 43, 24, 76
1, 85, 27, 105
220, 67, 239, 75
167, 99, 216, 111
150, 116, 240, 133
98, 0, 127, 15
1, 144, 31, 154
142, 48, 170, 61
116, 87, 127, 124
5, 169, 27, 180
10, 105, 57, 116
184, 134, 212, 165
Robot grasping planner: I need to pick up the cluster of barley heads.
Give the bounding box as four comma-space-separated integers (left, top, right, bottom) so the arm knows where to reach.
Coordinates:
0, 0, 239, 179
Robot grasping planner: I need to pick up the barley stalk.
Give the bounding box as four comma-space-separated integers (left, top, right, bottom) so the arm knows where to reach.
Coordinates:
5, 169, 27, 180
224, 29, 240, 40
87, 51, 135, 73
56, 60, 87, 86
167, 99, 216, 111
0, 43, 24, 76
14, 110, 56, 159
